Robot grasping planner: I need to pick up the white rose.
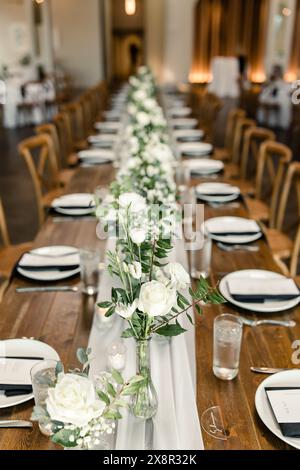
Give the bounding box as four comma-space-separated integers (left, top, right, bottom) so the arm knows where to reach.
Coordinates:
119, 192, 146, 213
136, 112, 151, 126
146, 165, 159, 177
133, 90, 147, 102
164, 263, 190, 290
115, 299, 138, 319
46, 374, 104, 428
138, 281, 176, 317
128, 261, 142, 279
130, 228, 147, 245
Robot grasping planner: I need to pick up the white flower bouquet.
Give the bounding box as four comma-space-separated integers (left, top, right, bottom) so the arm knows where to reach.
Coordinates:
31, 349, 144, 449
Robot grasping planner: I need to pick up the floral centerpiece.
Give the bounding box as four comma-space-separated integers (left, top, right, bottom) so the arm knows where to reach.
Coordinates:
31, 348, 144, 449
96, 68, 225, 420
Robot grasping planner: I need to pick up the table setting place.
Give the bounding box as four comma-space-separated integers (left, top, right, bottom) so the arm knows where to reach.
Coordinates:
1, 68, 300, 453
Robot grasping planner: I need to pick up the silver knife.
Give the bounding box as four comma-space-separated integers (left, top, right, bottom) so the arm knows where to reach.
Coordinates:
251, 367, 293, 374
0, 420, 33, 429
16, 286, 79, 293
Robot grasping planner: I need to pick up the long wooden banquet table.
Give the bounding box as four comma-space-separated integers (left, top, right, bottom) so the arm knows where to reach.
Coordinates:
0, 161, 299, 450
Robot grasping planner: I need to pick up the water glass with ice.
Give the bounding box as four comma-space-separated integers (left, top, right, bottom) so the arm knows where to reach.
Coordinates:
213, 314, 243, 381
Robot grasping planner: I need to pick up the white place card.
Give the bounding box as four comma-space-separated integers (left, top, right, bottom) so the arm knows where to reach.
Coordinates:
0, 358, 41, 385
265, 388, 300, 424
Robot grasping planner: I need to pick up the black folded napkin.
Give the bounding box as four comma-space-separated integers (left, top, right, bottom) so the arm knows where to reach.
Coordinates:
178, 137, 202, 143
0, 384, 33, 397
18, 265, 79, 272
265, 387, 300, 438
209, 231, 261, 237
231, 294, 300, 303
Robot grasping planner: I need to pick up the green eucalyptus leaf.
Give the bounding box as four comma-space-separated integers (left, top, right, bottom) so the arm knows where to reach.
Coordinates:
107, 382, 117, 398
155, 322, 187, 337
51, 428, 80, 448
97, 390, 110, 405
111, 369, 124, 385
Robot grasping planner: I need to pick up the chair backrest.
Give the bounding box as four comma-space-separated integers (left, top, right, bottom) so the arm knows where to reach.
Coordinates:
53, 112, 74, 165
276, 162, 300, 232
18, 134, 59, 227
61, 101, 85, 142
254, 141, 292, 228
36, 123, 62, 169
0, 198, 10, 247
290, 222, 300, 277
231, 117, 256, 166
240, 127, 276, 180
224, 108, 246, 152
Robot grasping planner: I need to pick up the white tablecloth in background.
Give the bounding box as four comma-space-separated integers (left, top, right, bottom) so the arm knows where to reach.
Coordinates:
88, 239, 204, 450
208, 57, 240, 98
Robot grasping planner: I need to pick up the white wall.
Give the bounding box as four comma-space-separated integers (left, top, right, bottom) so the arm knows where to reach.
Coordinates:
145, 0, 165, 82
0, 0, 28, 69
162, 0, 197, 83
51, 0, 104, 88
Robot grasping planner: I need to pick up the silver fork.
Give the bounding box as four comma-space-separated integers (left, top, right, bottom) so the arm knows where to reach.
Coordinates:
239, 316, 296, 328
217, 242, 259, 252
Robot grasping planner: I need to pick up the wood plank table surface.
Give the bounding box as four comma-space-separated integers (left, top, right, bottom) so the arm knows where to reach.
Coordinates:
0, 161, 299, 450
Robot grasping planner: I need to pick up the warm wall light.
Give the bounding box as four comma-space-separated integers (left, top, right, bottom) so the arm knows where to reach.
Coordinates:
285, 71, 297, 82
282, 7, 292, 16
251, 71, 266, 83
189, 71, 212, 84
125, 0, 136, 16
35, 0, 44, 4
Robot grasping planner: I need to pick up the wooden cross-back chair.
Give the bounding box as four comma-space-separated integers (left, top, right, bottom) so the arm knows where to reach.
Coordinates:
262, 161, 300, 272
18, 134, 64, 227
215, 108, 246, 161
197, 92, 223, 143
240, 127, 276, 181
35, 123, 75, 186
53, 112, 78, 167
0, 198, 33, 294
61, 102, 87, 151
290, 222, 300, 278
245, 141, 292, 223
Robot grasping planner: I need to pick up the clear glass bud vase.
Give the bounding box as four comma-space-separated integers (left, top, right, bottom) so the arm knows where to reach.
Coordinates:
131, 339, 158, 420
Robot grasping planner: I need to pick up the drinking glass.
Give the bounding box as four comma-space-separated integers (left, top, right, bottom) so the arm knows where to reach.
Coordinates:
80, 248, 102, 295
175, 164, 190, 194
190, 230, 212, 279
213, 314, 243, 381
31, 360, 62, 436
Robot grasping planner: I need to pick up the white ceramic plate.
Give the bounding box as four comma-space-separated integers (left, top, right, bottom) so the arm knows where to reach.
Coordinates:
203, 216, 262, 244
17, 246, 80, 282
171, 118, 198, 129
170, 107, 192, 117
94, 122, 121, 133
220, 270, 300, 313
196, 183, 240, 203
0, 339, 59, 409
255, 370, 300, 449
78, 149, 114, 165
88, 134, 117, 148
51, 193, 95, 216
174, 129, 204, 142
179, 142, 213, 157
184, 159, 224, 175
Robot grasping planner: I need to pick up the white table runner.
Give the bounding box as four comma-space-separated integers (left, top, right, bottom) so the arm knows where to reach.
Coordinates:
88, 238, 204, 450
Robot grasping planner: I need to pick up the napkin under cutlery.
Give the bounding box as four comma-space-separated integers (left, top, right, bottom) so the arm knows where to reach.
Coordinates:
228, 278, 300, 302
18, 252, 80, 272
206, 219, 261, 237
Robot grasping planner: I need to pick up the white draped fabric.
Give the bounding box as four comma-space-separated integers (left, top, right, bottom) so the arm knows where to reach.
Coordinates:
208, 57, 240, 99
88, 238, 204, 451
